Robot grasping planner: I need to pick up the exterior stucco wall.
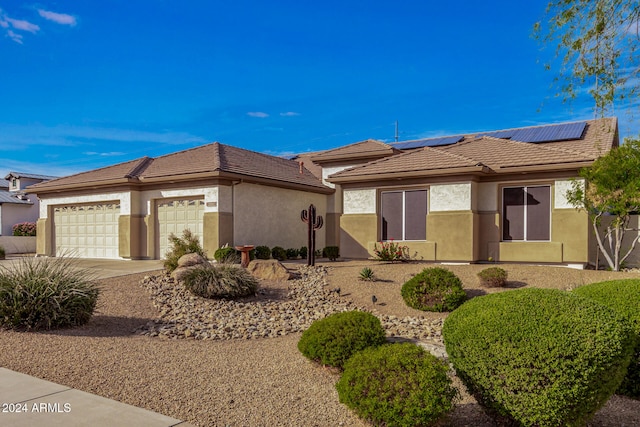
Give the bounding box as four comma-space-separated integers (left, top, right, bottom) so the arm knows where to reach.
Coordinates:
40, 192, 132, 218
343, 189, 376, 214
0, 236, 36, 253
1, 204, 35, 236
430, 183, 472, 212
428, 212, 477, 261
233, 183, 327, 249
340, 214, 377, 258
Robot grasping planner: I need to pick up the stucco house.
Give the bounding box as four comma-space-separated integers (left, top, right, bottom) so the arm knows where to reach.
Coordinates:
0, 172, 55, 236
28, 117, 619, 267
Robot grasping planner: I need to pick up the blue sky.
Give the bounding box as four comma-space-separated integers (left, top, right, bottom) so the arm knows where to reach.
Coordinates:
1, 1, 638, 178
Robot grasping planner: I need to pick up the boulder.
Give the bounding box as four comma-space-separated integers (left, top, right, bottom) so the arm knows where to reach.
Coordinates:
247, 259, 291, 281
177, 253, 208, 268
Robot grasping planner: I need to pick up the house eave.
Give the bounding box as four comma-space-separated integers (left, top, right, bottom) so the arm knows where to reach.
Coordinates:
327, 165, 489, 184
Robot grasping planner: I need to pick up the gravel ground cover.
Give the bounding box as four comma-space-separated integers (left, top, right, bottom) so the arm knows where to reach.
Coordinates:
0, 260, 639, 426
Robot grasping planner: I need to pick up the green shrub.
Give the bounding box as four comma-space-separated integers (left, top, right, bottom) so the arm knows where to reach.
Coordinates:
323, 246, 340, 261
359, 266, 375, 281
297, 311, 386, 369
443, 288, 636, 427
573, 279, 640, 398
213, 246, 239, 263
337, 343, 456, 427
285, 248, 299, 259
183, 264, 259, 299
164, 229, 207, 273
0, 246, 5, 260
477, 266, 507, 287
12, 222, 36, 236
401, 267, 466, 312
0, 257, 100, 330
255, 245, 271, 260
271, 246, 287, 261
299, 246, 308, 259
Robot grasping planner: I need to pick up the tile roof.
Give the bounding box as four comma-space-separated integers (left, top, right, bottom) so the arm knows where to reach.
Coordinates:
4, 172, 58, 181
310, 139, 397, 162
28, 143, 330, 193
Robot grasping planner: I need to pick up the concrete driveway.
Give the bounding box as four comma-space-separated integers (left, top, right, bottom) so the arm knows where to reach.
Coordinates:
0, 256, 165, 279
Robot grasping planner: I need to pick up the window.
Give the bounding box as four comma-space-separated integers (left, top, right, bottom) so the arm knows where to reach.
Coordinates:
381, 189, 427, 241
502, 186, 550, 241
11, 178, 17, 188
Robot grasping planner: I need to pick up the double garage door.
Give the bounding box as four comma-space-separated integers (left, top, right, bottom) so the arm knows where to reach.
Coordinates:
53, 198, 204, 259
53, 203, 121, 258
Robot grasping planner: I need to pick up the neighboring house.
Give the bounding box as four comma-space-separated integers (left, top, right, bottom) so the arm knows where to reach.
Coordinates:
0, 172, 56, 236
28, 117, 619, 267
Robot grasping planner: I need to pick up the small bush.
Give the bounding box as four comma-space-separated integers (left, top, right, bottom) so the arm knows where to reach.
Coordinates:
183, 264, 259, 299
337, 343, 456, 427
323, 246, 340, 261
12, 222, 36, 236
443, 288, 636, 427
314, 249, 322, 258
285, 248, 299, 259
477, 266, 507, 288
271, 246, 287, 261
359, 267, 375, 281
0, 246, 5, 260
255, 245, 271, 260
164, 229, 207, 273
297, 311, 386, 369
573, 279, 640, 398
299, 246, 308, 259
0, 257, 100, 330
401, 267, 466, 312
373, 240, 410, 262
213, 246, 239, 264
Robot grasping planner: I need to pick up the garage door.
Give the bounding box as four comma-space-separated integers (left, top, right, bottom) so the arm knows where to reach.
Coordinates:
53, 203, 120, 258
157, 198, 205, 259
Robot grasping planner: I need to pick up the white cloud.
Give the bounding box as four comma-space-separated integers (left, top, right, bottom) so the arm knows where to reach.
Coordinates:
6, 30, 23, 44
83, 151, 126, 157
5, 17, 39, 33
280, 111, 300, 117
38, 9, 77, 26
247, 111, 269, 118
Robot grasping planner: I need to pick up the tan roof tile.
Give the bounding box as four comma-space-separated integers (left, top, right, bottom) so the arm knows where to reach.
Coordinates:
310, 139, 397, 162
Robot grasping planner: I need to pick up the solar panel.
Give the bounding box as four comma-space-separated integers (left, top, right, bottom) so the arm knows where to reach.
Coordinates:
394, 135, 463, 150
480, 122, 587, 143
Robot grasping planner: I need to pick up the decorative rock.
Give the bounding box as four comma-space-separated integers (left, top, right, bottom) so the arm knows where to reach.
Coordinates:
247, 259, 292, 281
177, 253, 208, 268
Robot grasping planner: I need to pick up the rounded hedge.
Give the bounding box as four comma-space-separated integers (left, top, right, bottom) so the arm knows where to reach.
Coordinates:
573, 279, 640, 398
443, 288, 635, 427
401, 267, 466, 312
271, 246, 287, 261
213, 246, 239, 263
336, 342, 456, 427
254, 245, 271, 260
477, 266, 508, 288
297, 311, 386, 369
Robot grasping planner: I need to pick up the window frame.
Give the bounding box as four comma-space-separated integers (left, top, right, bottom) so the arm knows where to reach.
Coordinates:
380, 188, 428, 241
501, 184, 551, 242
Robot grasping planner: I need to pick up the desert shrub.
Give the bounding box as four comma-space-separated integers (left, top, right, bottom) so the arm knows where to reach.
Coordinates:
573, 279, 640, 398
443, 288, 635, 427
477, 266, 507, 288
183, 264, 258, 299
285, 248, 299, 259
297, 311, 386, 369
271, 246, 287, 261
0, 246, 5, 260
213, 246, 239, 264
299, 246, 308, 259
164, 229, 207, 273
359, 266, 375, 281
373, 240, 410, 262
323, 246, 340, 261
12, 222, 36, 236
337, 343, 456, 427
0, 257, 100, 330
401, 267, 466, 312
314, 249, 322, 258
255, 245, 271, 260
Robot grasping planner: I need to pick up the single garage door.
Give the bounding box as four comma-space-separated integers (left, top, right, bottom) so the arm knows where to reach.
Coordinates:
53, 203, 120, 258
157, 198, 205, 259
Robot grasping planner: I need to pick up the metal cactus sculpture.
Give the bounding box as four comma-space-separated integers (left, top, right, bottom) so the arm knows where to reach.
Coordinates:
301, 204, 323, 266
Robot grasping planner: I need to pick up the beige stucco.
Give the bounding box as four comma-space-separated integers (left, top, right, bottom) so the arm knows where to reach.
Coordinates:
430, 183, 472, 212
343, 189, 376, 214
340, 214, 378, 258
499, 241, 563, 262
427, 211, 478, 261
233, 183, 327, 249
203, 211, 233, 255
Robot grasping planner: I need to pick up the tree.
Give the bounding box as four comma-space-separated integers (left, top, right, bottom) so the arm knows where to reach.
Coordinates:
566, 138, 640, 270
534, 0, 640, 116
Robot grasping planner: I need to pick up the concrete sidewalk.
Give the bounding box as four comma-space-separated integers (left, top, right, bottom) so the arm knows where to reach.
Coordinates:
0, 368, 193, 426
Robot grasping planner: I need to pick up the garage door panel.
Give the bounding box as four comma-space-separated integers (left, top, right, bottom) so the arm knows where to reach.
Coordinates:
157, 198, 204, 259
54, 203, 120, 259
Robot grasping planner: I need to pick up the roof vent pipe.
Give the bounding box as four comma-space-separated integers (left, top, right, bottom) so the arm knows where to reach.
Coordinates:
299, 161, 304, 174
